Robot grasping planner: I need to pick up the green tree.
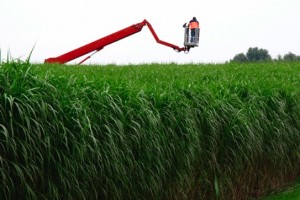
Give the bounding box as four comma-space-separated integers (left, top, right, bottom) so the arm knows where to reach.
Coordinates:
283, 52, 300, 61
276, 54, 283, 61
246, 47, 272, 62
231, 53, 248, 63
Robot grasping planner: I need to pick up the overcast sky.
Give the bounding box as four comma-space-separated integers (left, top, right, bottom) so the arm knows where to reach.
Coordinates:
1, 0, 299, 64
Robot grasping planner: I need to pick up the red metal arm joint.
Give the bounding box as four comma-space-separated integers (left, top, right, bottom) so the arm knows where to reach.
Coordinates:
142, 19, 185, 52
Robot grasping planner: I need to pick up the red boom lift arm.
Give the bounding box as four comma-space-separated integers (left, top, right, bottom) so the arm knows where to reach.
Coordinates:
44, 19, 191, 64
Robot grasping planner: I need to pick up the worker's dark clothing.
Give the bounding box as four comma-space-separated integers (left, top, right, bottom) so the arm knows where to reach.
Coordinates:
189, 18, 199, 42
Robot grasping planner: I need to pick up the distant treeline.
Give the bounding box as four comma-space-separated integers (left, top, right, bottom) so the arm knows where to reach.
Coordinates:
231, 47, 300, 62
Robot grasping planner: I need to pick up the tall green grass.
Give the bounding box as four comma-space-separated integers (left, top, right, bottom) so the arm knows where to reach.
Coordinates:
0, 60, 300, 199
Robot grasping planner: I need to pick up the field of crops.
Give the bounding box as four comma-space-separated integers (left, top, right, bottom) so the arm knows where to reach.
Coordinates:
0, 59, 300, 199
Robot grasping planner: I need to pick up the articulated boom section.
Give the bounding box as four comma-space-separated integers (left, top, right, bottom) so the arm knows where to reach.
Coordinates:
44, 20, 193, 64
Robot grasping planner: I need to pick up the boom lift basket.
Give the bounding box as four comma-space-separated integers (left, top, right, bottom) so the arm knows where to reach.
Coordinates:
184, 27, 200, 47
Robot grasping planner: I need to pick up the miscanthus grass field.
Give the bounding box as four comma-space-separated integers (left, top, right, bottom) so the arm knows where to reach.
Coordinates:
0, 59, 300, 200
